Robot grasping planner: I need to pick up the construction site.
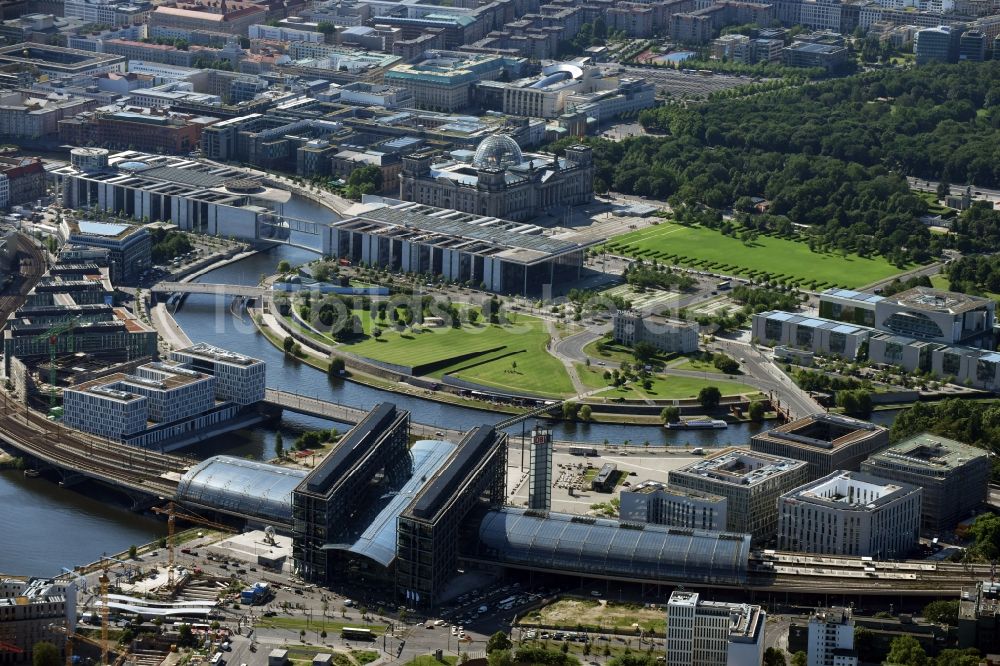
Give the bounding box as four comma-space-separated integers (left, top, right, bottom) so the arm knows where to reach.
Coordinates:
1, 256, 157, 415
0, 499, 289, 666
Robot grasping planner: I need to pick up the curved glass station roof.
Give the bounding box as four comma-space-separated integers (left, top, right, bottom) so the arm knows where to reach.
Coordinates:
177, 455, 307, 524
324, 439, 457, 566
478, 508, 750, 585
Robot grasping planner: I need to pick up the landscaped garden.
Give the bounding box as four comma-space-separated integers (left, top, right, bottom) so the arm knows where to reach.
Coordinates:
603, 222, 910, 290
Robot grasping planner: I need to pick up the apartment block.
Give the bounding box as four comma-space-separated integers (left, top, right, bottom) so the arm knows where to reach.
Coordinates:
807, 607, 858, 666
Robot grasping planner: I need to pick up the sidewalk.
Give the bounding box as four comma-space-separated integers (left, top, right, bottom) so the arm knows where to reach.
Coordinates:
149, 302, 193, 350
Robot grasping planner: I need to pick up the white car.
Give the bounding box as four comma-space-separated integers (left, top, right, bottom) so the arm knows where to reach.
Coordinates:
451, 627, 458, 636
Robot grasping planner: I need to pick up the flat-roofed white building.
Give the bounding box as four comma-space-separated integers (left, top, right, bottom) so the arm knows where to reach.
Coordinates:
60, 345, 264, 451
171, 342, 265, 405
320, 197, 597, 295
61, 358, 234, 449
752, 310, 871, 359
0, 577, 77, 663
665, 590, 766, 666
777, 470, 922, 558
619, 480, 727, 531
613, 309, 698, 354
807, 607, 858, 666
50, 150, 294, 242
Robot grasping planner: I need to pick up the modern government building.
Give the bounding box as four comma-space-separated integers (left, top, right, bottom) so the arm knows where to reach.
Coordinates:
52, 145, 598, 295
754, 287, 1000, 390
322, 198, 597, 294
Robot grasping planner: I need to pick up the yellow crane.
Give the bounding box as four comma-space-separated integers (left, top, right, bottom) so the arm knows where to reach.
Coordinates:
151, 501, 232, 591
47, 617, 128, 666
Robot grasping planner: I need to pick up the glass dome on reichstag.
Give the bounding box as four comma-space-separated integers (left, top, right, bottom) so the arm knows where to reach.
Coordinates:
472, 134, 523, 169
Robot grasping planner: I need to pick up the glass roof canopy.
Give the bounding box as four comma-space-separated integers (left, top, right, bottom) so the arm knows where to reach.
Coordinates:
177, 455, 307, 525
478, 508, 750, 585
323, 439, 457, 567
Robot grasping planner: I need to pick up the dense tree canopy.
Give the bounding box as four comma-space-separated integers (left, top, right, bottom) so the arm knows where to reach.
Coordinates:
891, 399, 1000, 480
552, 61, 1000, 265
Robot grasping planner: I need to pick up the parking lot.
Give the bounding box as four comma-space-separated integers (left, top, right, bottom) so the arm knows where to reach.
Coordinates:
619, 66, 753, 97
505, 443, 707, 514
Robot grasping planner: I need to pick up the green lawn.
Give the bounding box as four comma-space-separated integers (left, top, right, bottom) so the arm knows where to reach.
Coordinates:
404, 657, 457, 666
582, 340, 678, 366
670, 357, 728, 374
917, 191, 954, 217
604, 223, 911, 289
256, 616, 387, 633
577, 363, 612, 390
930, 274, 950, 290
594, 375, 754, 401
341, 313, 576, 397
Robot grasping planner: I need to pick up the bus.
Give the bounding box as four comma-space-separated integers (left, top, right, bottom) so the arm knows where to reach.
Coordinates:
716, 280, 731, 291
341, 627, 375, 641
569, 447, 598, 457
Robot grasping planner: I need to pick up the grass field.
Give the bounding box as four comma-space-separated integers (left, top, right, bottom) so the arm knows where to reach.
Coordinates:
577, 364, 612, 390
404, 657, 457, 666
255, 617, 386, 634
595, 374, 753, 401
341, 313, 576, 397
604, 223, 910, 289
930, 274, 950, 290
583, 340, 678, 367
670, 357, 727, 374
520, 598, 666, 634
917, 191, 956, 217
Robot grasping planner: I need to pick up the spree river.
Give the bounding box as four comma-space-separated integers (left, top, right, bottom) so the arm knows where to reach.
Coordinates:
0, 194, 900, 576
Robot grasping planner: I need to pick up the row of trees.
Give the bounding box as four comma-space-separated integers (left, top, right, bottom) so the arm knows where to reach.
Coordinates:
891, 398, 1000, 482
623, 261, 696, 291
552, 62, 1000, 265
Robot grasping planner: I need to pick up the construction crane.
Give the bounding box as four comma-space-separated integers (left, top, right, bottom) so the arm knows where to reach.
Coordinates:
33, 317, 80, 409
47, 620, 129, 666
151, 501, 232, 591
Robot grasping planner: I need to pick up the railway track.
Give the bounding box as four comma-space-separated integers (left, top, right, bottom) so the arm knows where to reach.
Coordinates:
748, 550, 990, 594
0, 395, 185, 497
0, 233, 45, 325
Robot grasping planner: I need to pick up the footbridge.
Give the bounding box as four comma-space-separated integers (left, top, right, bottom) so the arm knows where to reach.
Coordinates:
151, 282, 267, 298
264, 388, 465, 441
494, 400, 565, 430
